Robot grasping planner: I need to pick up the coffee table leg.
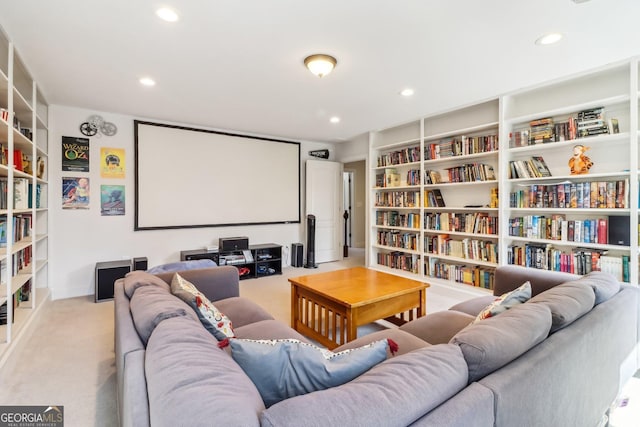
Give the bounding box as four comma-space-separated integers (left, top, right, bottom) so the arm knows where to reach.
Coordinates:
291, 284, 298, 330
346, 308, 357, 343
418, 288, 427, 317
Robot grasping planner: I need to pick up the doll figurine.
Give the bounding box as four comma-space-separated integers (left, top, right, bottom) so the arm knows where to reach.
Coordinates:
568, 144, 593, 175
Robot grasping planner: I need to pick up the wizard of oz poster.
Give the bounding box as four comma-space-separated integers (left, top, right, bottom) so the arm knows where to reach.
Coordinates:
61, 136, 89, 172
101, 147, 125, 178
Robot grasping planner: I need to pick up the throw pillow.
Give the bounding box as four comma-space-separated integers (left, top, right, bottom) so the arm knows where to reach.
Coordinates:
229, 338, 395, 407
170, 273, 235, 341
475, 281, 532, 322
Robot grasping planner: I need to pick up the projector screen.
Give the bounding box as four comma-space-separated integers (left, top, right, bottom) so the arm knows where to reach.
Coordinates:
134, 120, 301, 230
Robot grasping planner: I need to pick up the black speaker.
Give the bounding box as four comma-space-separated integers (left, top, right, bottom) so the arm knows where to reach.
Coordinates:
219, 237, 249, 252
132, 257, 148, 271
95, 260, 131, 303
608, 215, 630, 246
291, 243, 304, 267
304, 215, 317, 268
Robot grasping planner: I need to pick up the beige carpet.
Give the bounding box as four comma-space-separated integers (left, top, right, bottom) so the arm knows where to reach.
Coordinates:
0, 249, 542, 426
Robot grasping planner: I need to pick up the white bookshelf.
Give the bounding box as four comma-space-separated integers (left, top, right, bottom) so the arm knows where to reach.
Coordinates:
0, 27, 49, 364
368, 57, 640, 292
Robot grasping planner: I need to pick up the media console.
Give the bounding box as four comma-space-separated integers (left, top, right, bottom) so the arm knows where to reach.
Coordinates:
180, 243, 282, 280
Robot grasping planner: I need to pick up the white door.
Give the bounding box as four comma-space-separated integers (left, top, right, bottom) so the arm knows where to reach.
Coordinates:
306, 159, 343, 263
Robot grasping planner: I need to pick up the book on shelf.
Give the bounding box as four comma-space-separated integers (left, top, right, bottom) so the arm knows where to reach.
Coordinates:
424, 189, 446, 207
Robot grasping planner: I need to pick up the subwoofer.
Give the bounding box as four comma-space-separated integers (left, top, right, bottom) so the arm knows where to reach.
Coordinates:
132, 257, 148, 271
304, 215, 317, 268
95, 260, 131, 302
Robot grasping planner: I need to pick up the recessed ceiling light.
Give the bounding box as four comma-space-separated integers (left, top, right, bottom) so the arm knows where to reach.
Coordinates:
400, 88, 415, 97
139, 77, 156, 87
535, 32, 563, 45
330, 116, 341, 124
156, 7, 179, 22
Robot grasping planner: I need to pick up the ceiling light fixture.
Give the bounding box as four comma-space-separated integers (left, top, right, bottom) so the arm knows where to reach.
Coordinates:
330, 116, 341, 124
139, 77, 156, 87
304, 54, 337, 78
400, 88, 415, 97
535, 32, 563, 45
156, 7, 179, 22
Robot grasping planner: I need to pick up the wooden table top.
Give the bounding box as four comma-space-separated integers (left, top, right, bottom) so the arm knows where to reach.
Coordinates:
288, 267, 429, 308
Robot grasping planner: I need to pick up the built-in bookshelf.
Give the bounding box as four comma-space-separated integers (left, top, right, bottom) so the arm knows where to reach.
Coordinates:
0, 27, 49, 364
368, 57, 640, 292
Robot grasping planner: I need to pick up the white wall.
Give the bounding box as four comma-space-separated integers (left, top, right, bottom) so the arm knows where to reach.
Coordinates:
49, 105, 335, 299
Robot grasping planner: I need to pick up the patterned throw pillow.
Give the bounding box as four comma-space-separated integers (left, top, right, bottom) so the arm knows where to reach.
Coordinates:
170, 273, 235, 341
229, 338, 395, 407
474, 281, 532, 322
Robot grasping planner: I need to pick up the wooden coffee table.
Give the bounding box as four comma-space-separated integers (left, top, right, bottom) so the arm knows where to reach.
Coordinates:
289, 267, 429, 349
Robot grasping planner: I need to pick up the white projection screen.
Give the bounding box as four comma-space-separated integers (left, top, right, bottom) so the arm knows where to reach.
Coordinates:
134, 120, 301, 230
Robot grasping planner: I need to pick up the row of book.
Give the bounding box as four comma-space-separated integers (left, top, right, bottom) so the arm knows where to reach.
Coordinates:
376, 230, 419, 251
375, 211, 420, 229
0, 108, 33, 141
0, 280, 31, 325
507, 215, 609, 244
425, 163, 496, 184
425, 235, 498, 263
0, 179, 41, 210
506, 243, 628, 282
424, 134, 498, 160
509, 179, 628, 209
377, 146, 420, 167
0, 214, 32, 248
509, 107, 616, 147
508, 156, 551, 179
376, 251, 420, 274
424, 260, 495, 289
374, 191, 420, 208
424, 189, 445, 207
424, 212, 498, 235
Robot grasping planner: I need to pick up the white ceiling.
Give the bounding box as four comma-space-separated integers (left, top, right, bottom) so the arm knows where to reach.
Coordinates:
1, 0, 639, 143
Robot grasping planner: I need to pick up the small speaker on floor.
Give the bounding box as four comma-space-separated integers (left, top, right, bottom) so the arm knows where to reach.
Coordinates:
291, 243, 304, 267
132, 257, 148, 271
95, 260, 131, 303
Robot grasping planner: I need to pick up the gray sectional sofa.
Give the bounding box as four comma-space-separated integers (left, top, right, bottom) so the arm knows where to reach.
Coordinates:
114, 265, 640, 427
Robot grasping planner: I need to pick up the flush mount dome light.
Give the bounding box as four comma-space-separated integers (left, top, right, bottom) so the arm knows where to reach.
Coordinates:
304, 54, 337, 78
400, 88, 415, 97
139, 77, 156, 86
156, 7, 179, 22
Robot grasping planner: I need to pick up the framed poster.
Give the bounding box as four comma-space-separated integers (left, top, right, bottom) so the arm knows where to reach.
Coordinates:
62, 177, 90, 209
101, 185, 125, 216
62, 136, 89, 172
101, 147, 125, 178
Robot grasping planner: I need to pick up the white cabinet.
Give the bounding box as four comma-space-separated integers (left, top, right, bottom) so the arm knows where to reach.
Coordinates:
0, 29, 49, 363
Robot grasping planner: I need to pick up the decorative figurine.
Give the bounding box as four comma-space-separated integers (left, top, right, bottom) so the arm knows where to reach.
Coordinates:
568, 144, 593, 175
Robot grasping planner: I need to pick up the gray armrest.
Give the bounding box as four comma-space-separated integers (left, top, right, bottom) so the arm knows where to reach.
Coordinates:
494, 265, 579, 296
155, 266, 240, 301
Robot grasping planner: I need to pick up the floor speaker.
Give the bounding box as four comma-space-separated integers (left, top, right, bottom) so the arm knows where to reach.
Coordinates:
132, 257, 148, 271
291, 243, 304, 267
95, 260, 131, 303
305, 215, 317, 268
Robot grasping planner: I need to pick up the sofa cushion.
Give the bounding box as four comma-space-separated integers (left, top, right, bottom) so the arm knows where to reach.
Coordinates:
145, 316, 264, 427
129, 285, 194, 344
580, 271, 620, 305
475, 281, 532, 322
260, 344, 468, 427
336, 328, 430, 357
450, 302, 552, 383
448, 295, 496, 316
233, 319, 310, 342
146, 258, 216, 274
400, 310, 475, 344
229, 338, 390, 407
171, 273, 235, 341
213, 296, 274, 328
123, 270, 170, 299
529, 280, 595, 333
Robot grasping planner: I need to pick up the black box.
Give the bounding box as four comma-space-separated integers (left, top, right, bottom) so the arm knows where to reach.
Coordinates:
95, 260, 131, 303
219, 236, 249, 252
291, 243, 304, 267
608, 215, 630, 246
132, 257, 148, 271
